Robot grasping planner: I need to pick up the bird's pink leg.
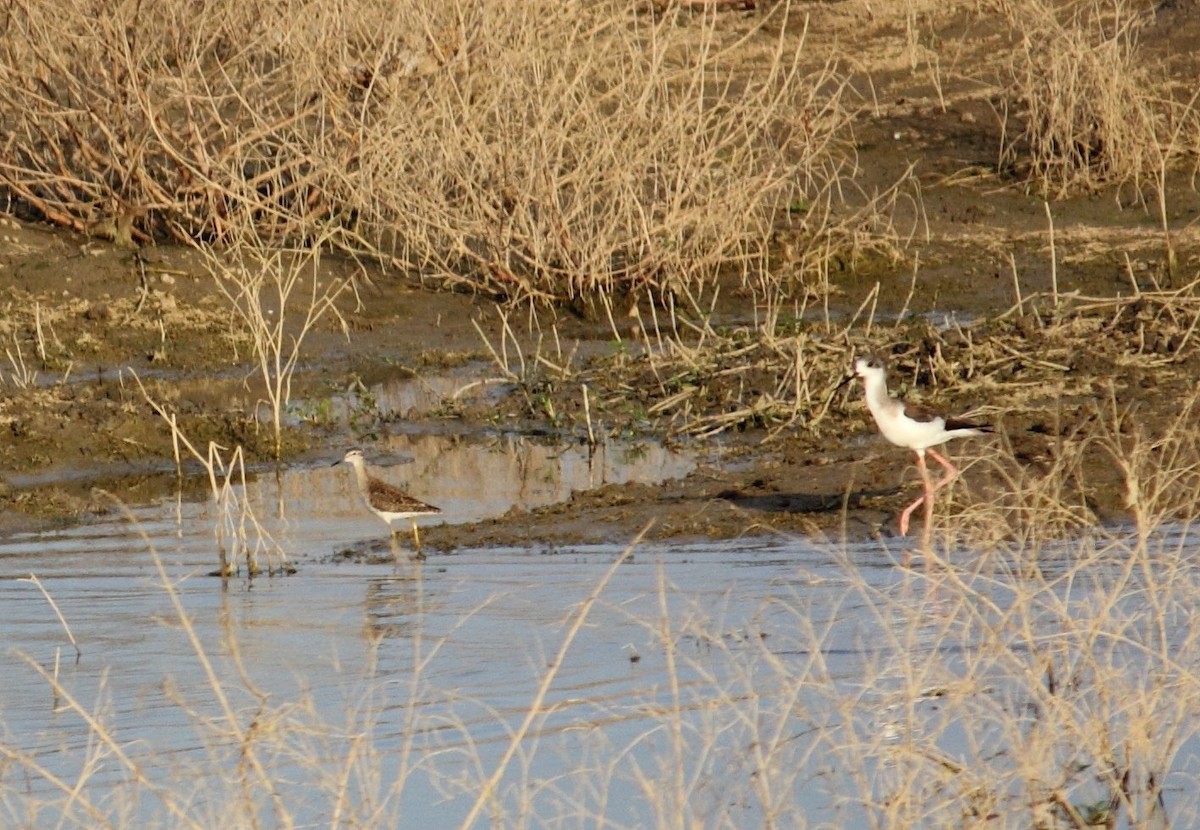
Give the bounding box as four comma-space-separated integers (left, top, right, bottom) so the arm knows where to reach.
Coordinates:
919, 454, 934, 555
926, 448, 960, 493
900, 449, 960, 562
899, 450, 932, 536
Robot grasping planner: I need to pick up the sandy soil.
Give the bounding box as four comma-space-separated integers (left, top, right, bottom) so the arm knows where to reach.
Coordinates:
2, 2, 1199, 547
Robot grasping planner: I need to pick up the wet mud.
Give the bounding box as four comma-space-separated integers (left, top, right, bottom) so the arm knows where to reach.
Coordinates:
3, 4, 1200, 549
0, 213, 1174, 551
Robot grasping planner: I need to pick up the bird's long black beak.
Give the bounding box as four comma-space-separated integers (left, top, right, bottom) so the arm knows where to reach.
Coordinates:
834, 372, 856, 392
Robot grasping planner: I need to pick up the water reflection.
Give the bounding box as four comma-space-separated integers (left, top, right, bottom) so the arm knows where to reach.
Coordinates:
322, 361, 511, 422
4, 507, 1200, 827
362, 571, 428, 639
270, 430, 695, 531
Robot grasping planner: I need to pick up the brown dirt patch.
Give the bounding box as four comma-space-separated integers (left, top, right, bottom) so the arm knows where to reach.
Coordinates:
3, 3, 1200, 545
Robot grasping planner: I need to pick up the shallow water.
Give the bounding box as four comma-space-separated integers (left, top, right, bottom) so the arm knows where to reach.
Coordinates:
0, 501, 852, 826
3, 459, 1200, 828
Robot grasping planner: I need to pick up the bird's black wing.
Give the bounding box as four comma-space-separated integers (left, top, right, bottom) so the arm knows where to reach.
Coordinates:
944, 415, 993, 433
900, 400, 944, 425
903, 400, 993, 432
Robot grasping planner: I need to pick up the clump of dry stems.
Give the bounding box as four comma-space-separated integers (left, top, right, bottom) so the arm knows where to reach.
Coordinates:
998, 0, 1200, 199
198, 226, 354, 459
550, 271, 1178, 449
132, 370, 289, 577
0, 0, 895, 306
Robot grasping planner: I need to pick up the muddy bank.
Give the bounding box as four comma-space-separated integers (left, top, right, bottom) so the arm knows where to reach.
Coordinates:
5, 0, 1200, 546
0, 210, 1172, 548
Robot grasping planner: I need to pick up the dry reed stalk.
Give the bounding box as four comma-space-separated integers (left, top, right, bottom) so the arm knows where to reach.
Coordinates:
100, 495, 295, 825
131, 370, 288, 577
198, 229, 352, 460
1096, 385, 1200, 539
14, 650, 210, 830
798, 524, 1200, 827
3, 334, 37, 389
16, 573, 82, 663
999, 0, 1199, 200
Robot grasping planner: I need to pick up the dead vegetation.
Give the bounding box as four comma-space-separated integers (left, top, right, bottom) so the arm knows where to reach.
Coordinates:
2, 0, 1196, 295
998, 0, 1200, 201
553, 268, 1200, 441
0, 0, 900, 304
6, 2, 1200, 822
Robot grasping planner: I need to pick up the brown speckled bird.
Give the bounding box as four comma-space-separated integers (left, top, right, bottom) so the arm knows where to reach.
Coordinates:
335, 448, 441, 554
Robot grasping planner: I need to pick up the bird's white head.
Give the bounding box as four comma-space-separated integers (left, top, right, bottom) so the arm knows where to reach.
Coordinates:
854, 355, 886, 380
337, 448, 366, 468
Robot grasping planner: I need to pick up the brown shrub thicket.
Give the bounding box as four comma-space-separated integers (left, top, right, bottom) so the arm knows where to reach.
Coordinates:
0, 0, 895, 302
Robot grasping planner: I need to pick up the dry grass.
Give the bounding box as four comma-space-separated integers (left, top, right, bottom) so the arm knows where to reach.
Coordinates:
0, 0, 898, 305
560, 267, 1200, 451
349, 1, 900, 302
198, 228, 355, 459
131, 372, 291, 577
1, 0, 1197, 305
949, 381, 1200, 555
997, 0, 1200, 200
818, 535, 1200, 828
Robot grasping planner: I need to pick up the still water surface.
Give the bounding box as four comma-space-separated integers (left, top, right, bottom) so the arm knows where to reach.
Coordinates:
3, 445, 1199, 828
